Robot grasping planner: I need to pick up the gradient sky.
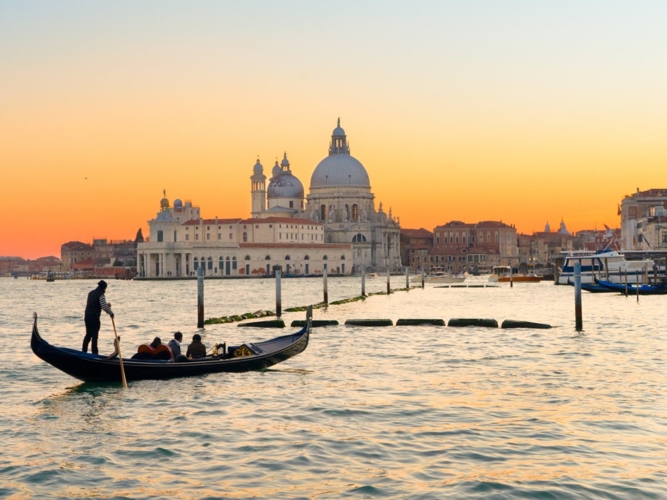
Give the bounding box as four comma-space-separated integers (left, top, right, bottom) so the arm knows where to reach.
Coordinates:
1, 1, 665, 259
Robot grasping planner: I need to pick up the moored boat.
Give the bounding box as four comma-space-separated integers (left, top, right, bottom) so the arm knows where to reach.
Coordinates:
593, 279, 667, 295
31, 309, 311, 383
556, 249, 656, 285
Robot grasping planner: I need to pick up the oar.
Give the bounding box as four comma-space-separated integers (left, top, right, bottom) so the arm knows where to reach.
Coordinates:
111, 317, 128, 388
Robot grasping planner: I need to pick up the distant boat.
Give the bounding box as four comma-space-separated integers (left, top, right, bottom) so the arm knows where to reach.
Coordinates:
489, 266, 543, 283
46, 272, 55, 282
412, 267, 466, 284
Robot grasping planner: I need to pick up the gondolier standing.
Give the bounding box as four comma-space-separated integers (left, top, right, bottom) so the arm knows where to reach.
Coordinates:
83, 280, 114, 354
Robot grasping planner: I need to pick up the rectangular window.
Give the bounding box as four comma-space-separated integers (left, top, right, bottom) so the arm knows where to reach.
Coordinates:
195, 234, 199, 240
186, 234, 190, 241
207, 234, 210, 240
229, 233, 233, 240
157, 230, 163, 242
218, 234, 221, 240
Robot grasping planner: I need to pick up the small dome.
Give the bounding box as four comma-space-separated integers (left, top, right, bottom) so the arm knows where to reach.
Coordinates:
174, 199, 183, 208
159, 189, 169, 209
332, 117, 345, 137
280, 152, 290, 168
253, 159, 263, 174
332, 126, 345, 137
272, 160, 281, 178
268, 172, 304, 199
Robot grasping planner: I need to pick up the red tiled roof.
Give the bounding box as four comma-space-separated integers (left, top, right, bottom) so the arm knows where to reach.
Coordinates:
182, 219, 243, 226
401, 228, 433, 238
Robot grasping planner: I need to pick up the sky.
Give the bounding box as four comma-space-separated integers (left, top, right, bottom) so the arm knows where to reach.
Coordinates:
1, 1, 665, 259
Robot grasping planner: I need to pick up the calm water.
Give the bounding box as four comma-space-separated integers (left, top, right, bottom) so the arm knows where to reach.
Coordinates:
1, 276, 666, 499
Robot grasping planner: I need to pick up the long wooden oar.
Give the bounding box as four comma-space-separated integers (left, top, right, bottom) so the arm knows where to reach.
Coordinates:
111, 317, 128, 388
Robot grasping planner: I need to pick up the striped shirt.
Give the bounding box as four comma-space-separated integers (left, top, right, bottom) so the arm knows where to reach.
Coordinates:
99, 295, 114, 316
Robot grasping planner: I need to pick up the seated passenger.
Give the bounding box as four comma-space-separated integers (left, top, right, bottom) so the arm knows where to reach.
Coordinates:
186, 334, 207, 359
168, 331, 189, 362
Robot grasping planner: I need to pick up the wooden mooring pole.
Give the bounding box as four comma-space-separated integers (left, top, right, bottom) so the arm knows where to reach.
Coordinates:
323, 268, 328, 305
574, 262, 582, 331
510, 264, 514, 288
386, 268, 391, 294
421, 267, 425, 289
361, 266, 366, 297
276, 269, 282, 318
405, 267, 409, 289
197, 266, 204, 328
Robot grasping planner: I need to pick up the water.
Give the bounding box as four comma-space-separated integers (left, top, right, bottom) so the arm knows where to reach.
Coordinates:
1, 276, 666, 499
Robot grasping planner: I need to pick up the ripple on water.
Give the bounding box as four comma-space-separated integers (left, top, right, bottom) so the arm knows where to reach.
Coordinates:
3, 278, 667, 498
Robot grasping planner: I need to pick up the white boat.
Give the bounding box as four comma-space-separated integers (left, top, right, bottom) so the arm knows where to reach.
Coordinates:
412, 267, 466, 284
556, 249, 657, 285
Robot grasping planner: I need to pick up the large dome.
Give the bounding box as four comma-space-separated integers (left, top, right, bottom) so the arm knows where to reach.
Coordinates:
310, 120, 371, 189
310, 155, 370, 189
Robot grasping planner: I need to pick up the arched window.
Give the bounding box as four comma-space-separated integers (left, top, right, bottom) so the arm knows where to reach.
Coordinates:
304, 255, 310, 260
245, 255, 251, 260
352, 233, 367, 243
207, 257, 213, 270
232, 256, 237, 270
226, 256, 230, 260
194, 257, 199, 270
320, 204, 327, 221
285, 255, 291, 260
341, 255, 346, 260
265, 255, 271, 260
323, 255, 328, 260
352, 204, 358, 221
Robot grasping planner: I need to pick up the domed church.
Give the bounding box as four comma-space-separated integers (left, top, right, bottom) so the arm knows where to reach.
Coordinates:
251, 119, 402, 273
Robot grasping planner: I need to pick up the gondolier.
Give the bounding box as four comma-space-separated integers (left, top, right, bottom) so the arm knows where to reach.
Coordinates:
83, 280, 114, 354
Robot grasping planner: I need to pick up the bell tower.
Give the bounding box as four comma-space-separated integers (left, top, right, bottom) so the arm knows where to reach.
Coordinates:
250, 158, 266, 217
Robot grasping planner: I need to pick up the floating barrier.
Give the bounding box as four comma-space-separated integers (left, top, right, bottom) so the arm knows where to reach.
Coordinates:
396, 319, 445, 326
205, 310, 275, 325
238, 319, 285, 328
291, 319, 339, 327
447, 318, 498, 328
345, 319, 394, 327
501, 320, 552, 329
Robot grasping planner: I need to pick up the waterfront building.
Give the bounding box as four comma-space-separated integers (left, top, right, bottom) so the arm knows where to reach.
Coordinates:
61, 238, 137, 276
400, 228, 434, 270
620, 188, 667, 249
138, 119, 400, 278
430, 220, 519, 273
137, 193, 352, 278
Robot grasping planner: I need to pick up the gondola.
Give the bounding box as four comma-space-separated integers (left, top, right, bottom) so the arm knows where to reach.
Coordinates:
566, 279, 616, 293
31, 308, 311, 383
594, 278, 667, 295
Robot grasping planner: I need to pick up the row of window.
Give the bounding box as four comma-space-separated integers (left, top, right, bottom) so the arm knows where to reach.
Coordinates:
411, 254, 489, 262
188, 254, 346, 262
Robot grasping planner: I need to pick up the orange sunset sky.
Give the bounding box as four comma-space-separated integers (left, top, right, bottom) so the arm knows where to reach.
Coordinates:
1, 1, 665, 259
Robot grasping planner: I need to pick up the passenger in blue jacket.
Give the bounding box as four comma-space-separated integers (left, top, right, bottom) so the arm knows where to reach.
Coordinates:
83, 280, 114, 354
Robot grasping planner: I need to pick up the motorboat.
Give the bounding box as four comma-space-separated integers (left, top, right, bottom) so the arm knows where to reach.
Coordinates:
556, 249, 657, 285
412, 267, 466, 284
489, 266, 543, 283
